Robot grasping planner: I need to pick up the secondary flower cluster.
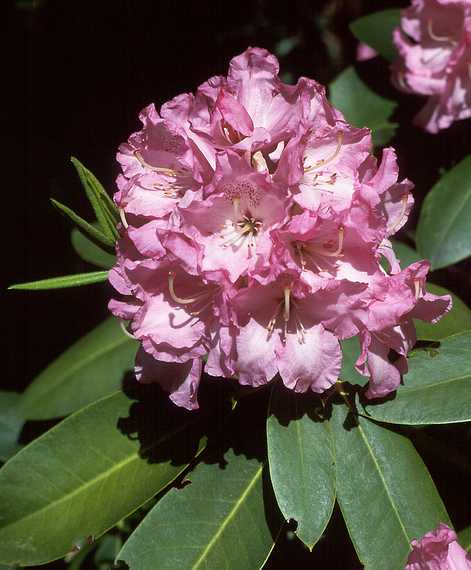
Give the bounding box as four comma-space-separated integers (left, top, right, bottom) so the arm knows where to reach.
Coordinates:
405, 523, 471, 569
392, 0, 471, 133
109, 47, 451, 410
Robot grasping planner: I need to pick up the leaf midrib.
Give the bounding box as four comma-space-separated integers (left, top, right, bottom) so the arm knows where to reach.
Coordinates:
357, 423, 410, 546
0, 417, 186, 534
192, 465, 263, 570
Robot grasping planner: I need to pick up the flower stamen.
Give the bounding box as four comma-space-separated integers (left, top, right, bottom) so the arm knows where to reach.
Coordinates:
304, 132, 344, 172
168, 272, 206, 305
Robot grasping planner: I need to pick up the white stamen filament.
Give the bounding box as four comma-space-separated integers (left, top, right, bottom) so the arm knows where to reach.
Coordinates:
322, 227, 344, 257
414, 279, 422, 300
427, 20, 452, 43
134, 152, 187, 177
168, 272, 204, 305
120, 321, 137, 339
283, 288, 291, 323
233, 198, 241, 220
119, 208, 129, 229
389, 194, 409, 234
304, 132, 344, 172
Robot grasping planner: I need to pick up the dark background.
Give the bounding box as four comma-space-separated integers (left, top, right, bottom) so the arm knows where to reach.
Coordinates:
4, 1, 471, 568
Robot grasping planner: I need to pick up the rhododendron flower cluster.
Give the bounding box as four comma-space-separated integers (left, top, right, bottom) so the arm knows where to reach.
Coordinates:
109, 47, 451, 410
405, 523, 471, 569
392, 0, 471, 133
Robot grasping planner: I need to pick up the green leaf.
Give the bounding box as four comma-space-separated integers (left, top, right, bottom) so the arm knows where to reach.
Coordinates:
340, 337, 368, 386
415, 283, 471, 341
458, 525, 471, 553
0, 391, 205, 566
416, 156, 471, 270
391, 240, 421, 268
117, 450, 280, 570
71, 227, 116, 269
0, 392, 23, 462
329, 66, 397, 146
331, 403, 450, 570
19, 318, 137, 420
267, 384, 335, 549
71, 157, 119, 241
363, 332, 471, 425
350, 9, 400, 62
50, 198, 115, 249
8, 271, 108, 290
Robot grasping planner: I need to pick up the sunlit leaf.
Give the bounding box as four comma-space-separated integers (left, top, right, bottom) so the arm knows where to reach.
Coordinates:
350, 9, 400, 62
267, 383, 335, 549
417, 156, 471, 270
118, 450, 281, 570
331, 403, 450, 570
19, 318, 137, 420
329, 66, 397, 146
363, 332, 471, 425
50, 198, 115, 249
8, 271, 108, 291
0, 391, 206, 566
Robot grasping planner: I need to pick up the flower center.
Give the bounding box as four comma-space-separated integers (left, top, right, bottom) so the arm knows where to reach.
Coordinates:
266, 287, 306, 345
294, 226, 344, 269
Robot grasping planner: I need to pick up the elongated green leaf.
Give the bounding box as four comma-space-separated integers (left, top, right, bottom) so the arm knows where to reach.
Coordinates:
71, 228, 116, 269
331, 403, 449, 570
417, 156, 471, 270
350, 9, 400, 62
0, 391, 205, 566
340, 337, 367, 386
459, 526, 471, 553
50, 198, 115, 249
0, 392, 23, 462
71, 157, 119, 240
329, 66, 397, 146
19, 318, 136, 420
363, 332, 471, 425
415, 283, 471, 341
8, 271, 108, 290
118, 450, 280, 570
267, 384, 335, 549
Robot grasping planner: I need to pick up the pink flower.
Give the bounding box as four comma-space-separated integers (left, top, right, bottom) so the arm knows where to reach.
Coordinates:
392, 0, 471, 133
405, 523, 471, 569
357, 42, 378, 61
108, 47, 450, 410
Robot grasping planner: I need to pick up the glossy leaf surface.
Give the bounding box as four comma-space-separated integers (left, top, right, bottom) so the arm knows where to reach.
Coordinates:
329, 66, 397, 145
363, 332, 471, 424
71, 228, 116, 269
350, 9, 400, 62
0, 391, 204, 566
118, 451, 280, 570
20, 317, 137, 420
267, 383, 335, 549
417, 156, 471, 270
331, 403, 449, 570
0, 392, 23, 462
